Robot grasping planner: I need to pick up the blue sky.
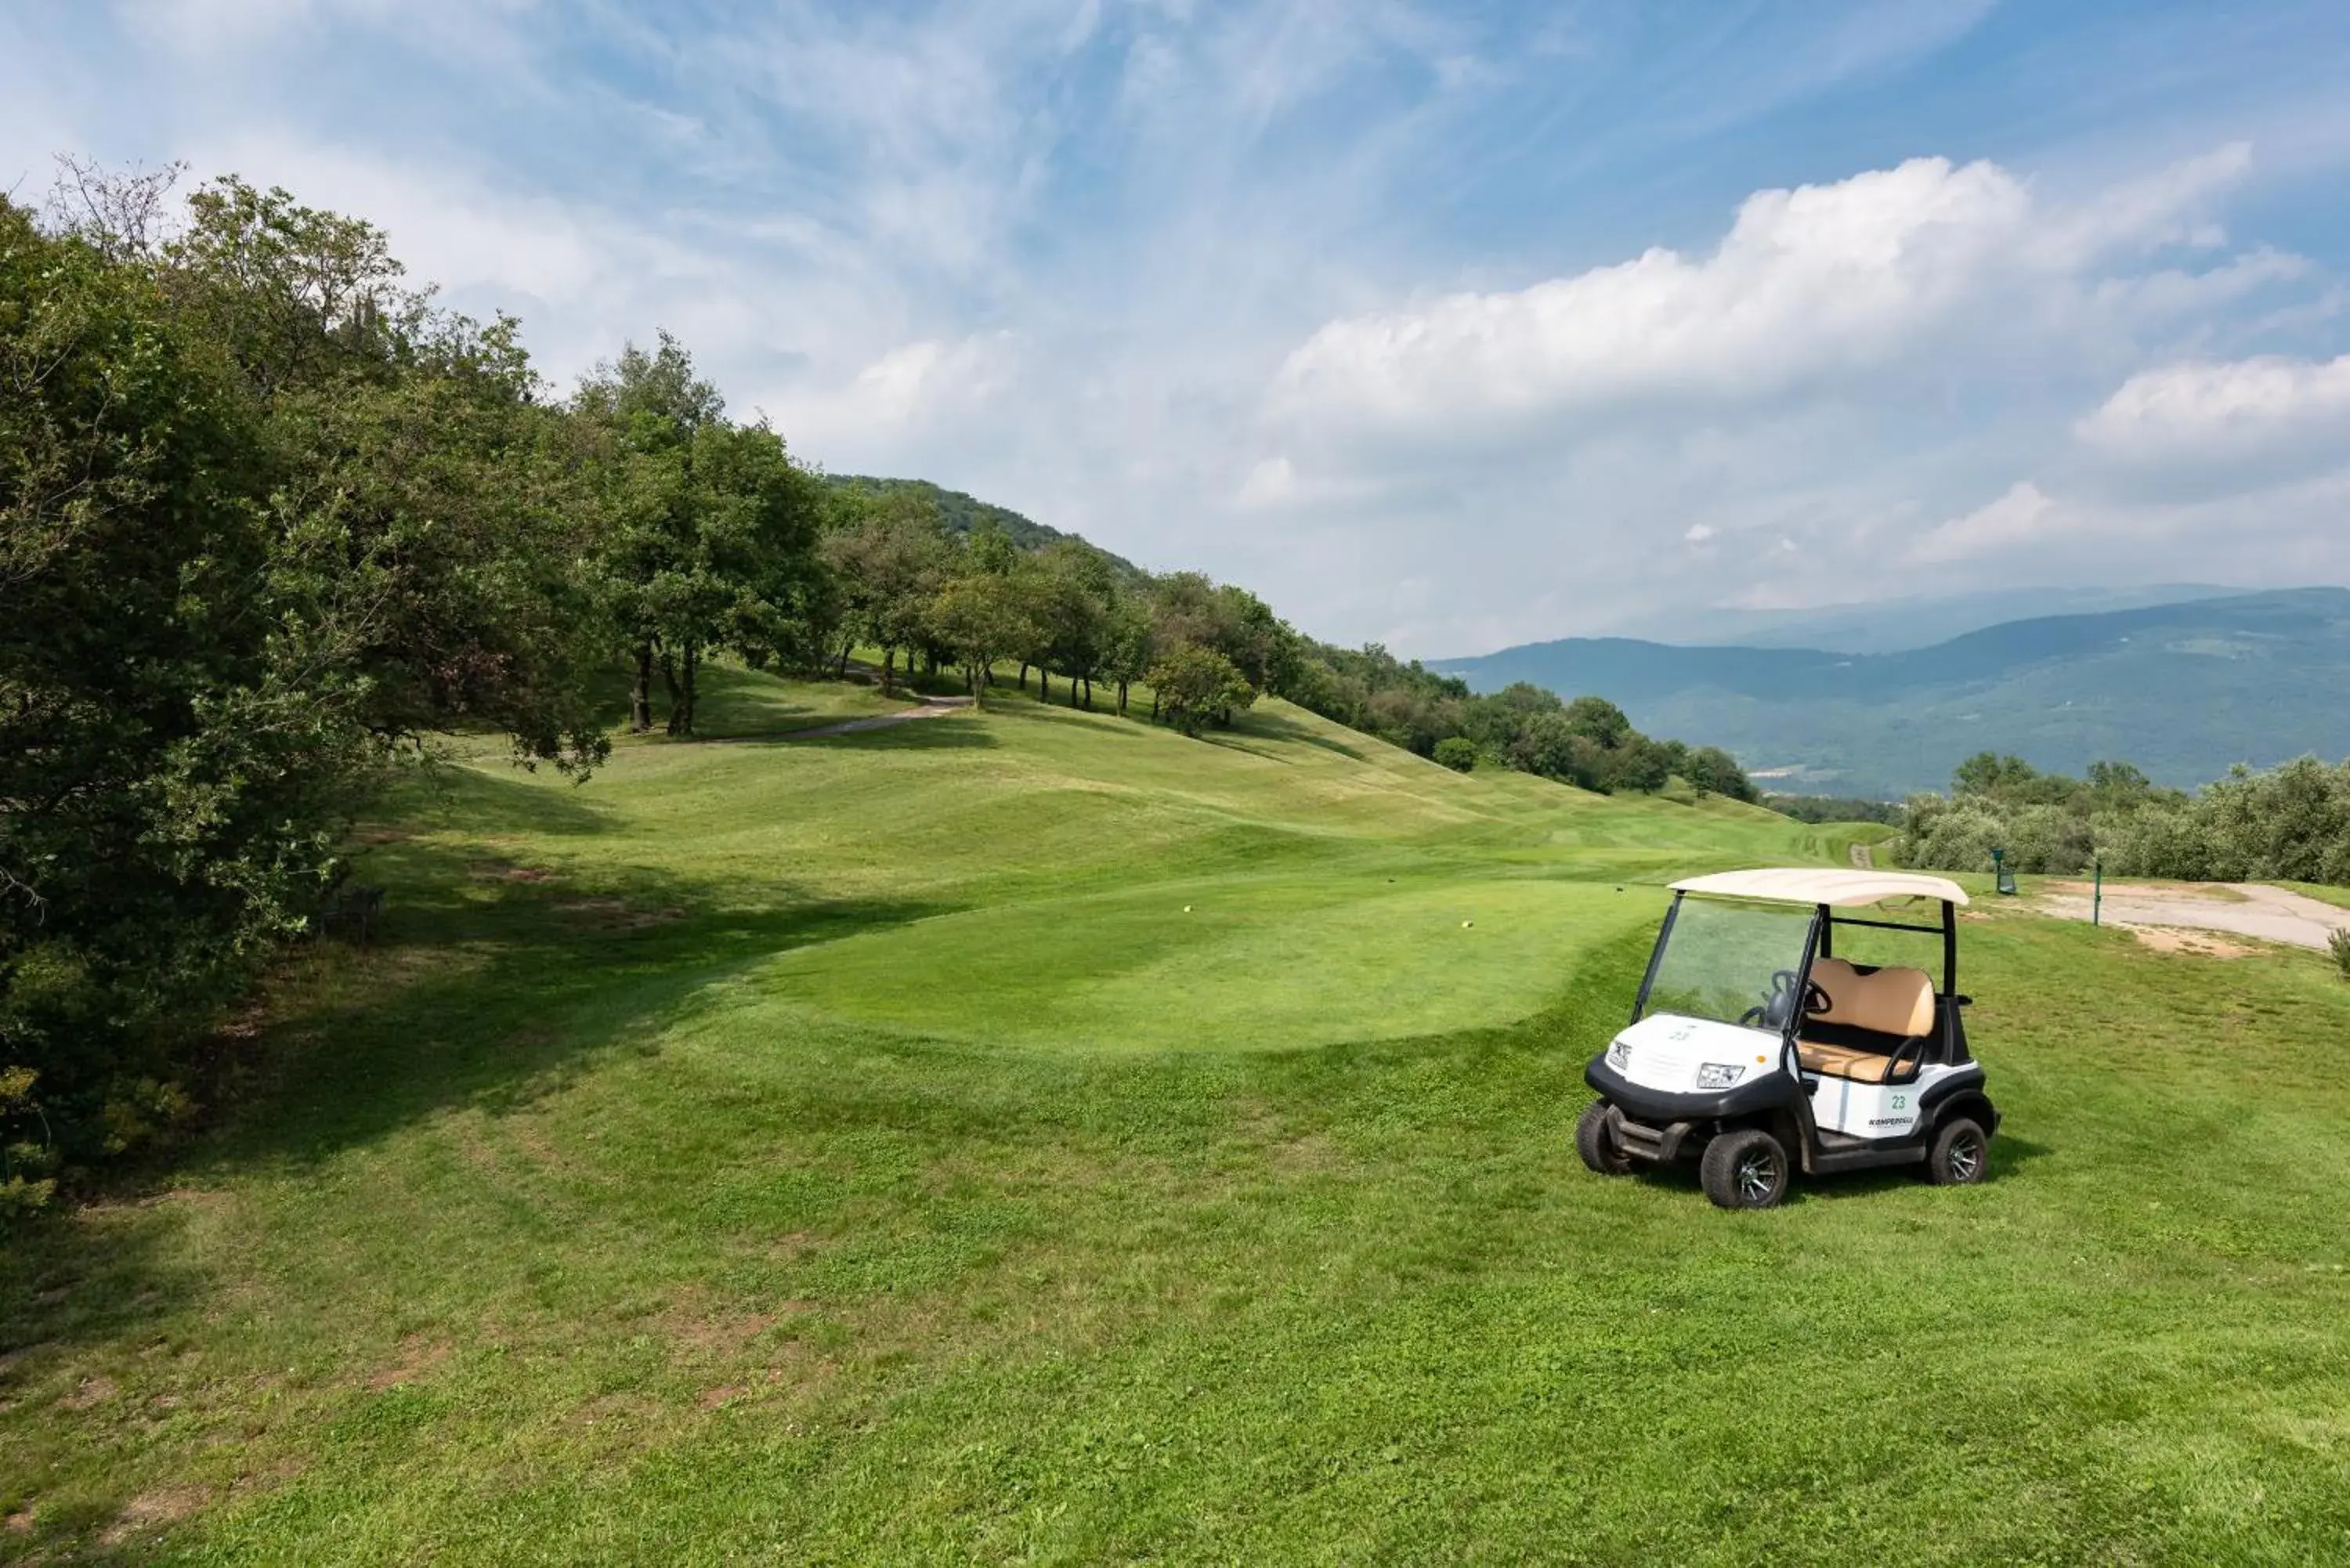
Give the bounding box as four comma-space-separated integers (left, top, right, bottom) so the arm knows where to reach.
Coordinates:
8, 2, 2350, 654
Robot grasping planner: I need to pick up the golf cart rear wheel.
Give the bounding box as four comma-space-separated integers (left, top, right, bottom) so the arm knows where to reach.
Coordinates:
1926, 1117, 1990, 1186
1575, 1101, 1633, 1176
1701, 1128, 1790, 1210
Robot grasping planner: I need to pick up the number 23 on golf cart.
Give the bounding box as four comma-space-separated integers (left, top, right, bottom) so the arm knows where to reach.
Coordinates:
1578, 869, 2000, 1210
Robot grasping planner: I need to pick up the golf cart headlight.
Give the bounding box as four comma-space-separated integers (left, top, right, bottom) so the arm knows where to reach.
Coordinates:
1696, 1063, 1747, 1089
1607, 1039, 1632, 1070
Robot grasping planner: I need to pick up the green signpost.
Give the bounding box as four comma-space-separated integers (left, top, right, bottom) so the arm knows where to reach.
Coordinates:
1991, 847, 2017, 897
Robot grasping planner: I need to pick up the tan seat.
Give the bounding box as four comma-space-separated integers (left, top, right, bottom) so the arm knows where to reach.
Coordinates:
1799, 958, 1936, 1081
1795, 1042, 1907, 1082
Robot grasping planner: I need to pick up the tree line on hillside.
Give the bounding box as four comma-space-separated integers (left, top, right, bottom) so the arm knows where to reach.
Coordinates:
1892, 751, 2350, 883
1761, 794, 1907, 827
0, 165, 1752, 1209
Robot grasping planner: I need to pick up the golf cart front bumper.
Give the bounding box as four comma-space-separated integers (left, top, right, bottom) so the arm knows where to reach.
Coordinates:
1583, 1054, 1803, 1127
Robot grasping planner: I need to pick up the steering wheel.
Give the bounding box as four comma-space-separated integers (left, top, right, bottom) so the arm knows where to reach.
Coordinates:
1738, 969, 1802, 1030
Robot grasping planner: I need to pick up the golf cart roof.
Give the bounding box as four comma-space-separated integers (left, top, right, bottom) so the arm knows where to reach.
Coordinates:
1669, 868, 1971, 909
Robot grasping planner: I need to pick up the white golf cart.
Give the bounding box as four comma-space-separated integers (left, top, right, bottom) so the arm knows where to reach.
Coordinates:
1578, 869, 1998, 1209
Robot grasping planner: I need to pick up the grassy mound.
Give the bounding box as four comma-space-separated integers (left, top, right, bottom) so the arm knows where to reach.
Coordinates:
5, 670, 2348, 1563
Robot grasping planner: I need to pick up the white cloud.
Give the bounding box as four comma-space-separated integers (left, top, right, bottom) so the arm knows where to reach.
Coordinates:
2076, 355, 2350, 492
836, 333, 1018, 428
16, 2, 2350, 656
1910, 481, 2059, 564
1267, 146, 2257, 446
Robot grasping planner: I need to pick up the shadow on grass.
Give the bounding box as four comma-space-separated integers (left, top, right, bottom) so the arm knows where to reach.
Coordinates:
0, 833, 953, 1405
381, 757, 617, 838
1622, 1129, 2055, 1207
213, 847, 952, 1169
1206, 710, 1376, 764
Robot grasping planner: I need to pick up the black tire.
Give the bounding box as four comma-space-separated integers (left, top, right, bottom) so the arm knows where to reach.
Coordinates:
1575, 1101, 1633, 1175
1925, 1117, 1990, 1186
1700, 1128, 1790, 1209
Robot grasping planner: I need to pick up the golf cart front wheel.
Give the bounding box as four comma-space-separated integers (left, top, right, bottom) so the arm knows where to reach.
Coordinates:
1575, 1101, 1633, 1176
1701, 1129, 1790, 1210
1926, 1118, 1990, 1186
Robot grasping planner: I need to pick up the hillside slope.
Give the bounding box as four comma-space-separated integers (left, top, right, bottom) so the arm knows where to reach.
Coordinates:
10, 667, 2350, 1562
823, 475, 1144, 577
1435, 587, 2350, 794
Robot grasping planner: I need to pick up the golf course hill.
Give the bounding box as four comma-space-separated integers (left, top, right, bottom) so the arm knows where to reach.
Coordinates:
1433, 586, 2350, 797
8, 659, 2350, 1561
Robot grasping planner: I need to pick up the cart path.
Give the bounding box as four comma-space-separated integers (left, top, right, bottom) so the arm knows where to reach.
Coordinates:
716, 693, 974, 742
2035, 880, 2348, 952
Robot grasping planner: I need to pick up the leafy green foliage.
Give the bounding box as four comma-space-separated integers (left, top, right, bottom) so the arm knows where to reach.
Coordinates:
1434, 737, 1479, 772
573, 333, 826, 734
823, 474, 1144, 578
1278, 652, 1757, 800
1147, 646, 1256, 735
928, 569, 1041, 709
2328, 928, 2350, 981
1894, 750, 2350, 884
1, 178, 616, 1184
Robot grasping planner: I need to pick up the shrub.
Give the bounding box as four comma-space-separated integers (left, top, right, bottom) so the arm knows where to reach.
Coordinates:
2329, 929, 2350, 982
1148, 645, 1256, 736
1434, 737, 1478, 773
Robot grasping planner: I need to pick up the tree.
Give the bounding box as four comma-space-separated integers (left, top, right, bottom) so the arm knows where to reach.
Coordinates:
1561, 695, 1634, 750
928, 570, 1040, 710
819, 490, 947, 695
1101, 591, 1154, 717
1434, 737, 1479, 773
4, 173, 620, 1185
1148, 647, 1256, 736
573, 332, 727, 732
1684, 746, 1756, 801
1029, 541, 1117, 708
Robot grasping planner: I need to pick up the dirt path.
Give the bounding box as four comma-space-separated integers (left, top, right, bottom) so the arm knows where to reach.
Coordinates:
2036, 880, 2348, 952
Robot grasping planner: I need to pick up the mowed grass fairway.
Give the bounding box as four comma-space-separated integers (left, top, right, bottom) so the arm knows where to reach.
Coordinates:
5, 670, 2349, 1564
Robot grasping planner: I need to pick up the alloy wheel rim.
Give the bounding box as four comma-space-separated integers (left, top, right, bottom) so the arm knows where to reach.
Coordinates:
1737, 1149, 1777, 1203
1950, 1135, 1983, 1181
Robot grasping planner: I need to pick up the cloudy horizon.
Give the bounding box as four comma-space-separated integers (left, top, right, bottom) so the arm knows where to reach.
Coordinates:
8, 1, 2348, 656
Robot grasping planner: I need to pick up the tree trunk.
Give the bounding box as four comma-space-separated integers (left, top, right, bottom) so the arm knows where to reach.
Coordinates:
881, 646, 895, 697
1018, 662, 1029, 691
1150, 689, 1160, 721
1117, 681, 1129, 715
1083, 677, 1093, 710
682, 641, 699, 734
837, 634, 855, 677
662, 649, 685, 735
631, 644, 654, 733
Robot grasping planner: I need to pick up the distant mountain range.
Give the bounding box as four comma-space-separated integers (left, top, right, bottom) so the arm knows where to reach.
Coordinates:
1432, 589, 2350, 797
1600, 583, 2239, 655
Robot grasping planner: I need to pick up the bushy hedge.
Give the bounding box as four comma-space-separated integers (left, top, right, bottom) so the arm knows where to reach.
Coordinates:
1891, 752, 2350, 883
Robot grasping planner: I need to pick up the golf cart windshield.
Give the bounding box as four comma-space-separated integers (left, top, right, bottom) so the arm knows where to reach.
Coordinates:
1640, 897, 1817, 1031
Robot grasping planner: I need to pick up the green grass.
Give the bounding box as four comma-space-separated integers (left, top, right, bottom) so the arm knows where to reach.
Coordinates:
5, 670, 2349, 1563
